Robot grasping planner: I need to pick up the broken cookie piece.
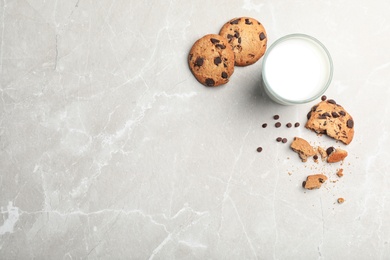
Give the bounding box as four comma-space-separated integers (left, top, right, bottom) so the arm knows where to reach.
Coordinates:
336, 169, 344, 177
302, 174, 328, 190
326, 147, 348, 163
290, 137, 316, 162
317, 147, 327, 161
305, 99, 354, 145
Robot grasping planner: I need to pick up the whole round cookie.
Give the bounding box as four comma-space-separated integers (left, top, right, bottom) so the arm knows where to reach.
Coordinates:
219, 17, 267, 66
188, 34, 235, 87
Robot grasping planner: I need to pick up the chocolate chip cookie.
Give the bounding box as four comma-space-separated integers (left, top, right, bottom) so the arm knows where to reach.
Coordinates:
305, 99, 355, 145
219, 17, 267, 66
188, 34, 235, 87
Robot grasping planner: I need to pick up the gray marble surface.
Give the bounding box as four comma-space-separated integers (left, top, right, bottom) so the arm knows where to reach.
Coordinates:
1, 0, 390, 259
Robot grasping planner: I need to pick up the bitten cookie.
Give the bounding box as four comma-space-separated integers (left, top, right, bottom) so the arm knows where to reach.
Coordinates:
219, 17, 267, 66
305, 99, 355, 145
188, 34, 235, 87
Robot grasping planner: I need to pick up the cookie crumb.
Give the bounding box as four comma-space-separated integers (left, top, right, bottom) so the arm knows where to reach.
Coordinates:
336, 169, 344, 177
337, 198, 345, 204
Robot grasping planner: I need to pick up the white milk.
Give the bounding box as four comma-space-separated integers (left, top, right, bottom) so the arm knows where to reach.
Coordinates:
262, 34, 332, 105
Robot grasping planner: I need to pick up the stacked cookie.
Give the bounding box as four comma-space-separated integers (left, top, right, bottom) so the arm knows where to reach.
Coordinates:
188, 17, 267, 87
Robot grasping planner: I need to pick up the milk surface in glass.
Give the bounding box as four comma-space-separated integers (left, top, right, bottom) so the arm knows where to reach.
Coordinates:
262, 35, 332, 104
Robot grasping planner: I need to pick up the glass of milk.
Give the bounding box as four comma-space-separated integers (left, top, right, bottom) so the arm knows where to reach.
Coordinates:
262, 34, 333, 105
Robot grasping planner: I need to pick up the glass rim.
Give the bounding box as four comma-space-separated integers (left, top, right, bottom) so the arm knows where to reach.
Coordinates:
262, 33, 334, 105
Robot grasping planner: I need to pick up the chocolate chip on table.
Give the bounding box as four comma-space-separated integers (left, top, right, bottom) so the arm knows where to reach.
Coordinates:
327, 99, 336, 104
347, 119, 354, 128
221, 72, 228, 79
286, 123, 292, 128
259, 32, 266, 41
210, 38, 220, 44
294, 122, 300, 127
313, 155, 319, 160
276, 137, 282, 142
282, 138, 287, 143
275, 122, 281, 128
257, 147, 263, 153
321, 95, 327, 101
205, 78, 215, 86
214, 56, 222, 65
326, 146, 335, 155
262, 123, 267, 128
273, 115, 280, 120
195, 57, 203, 66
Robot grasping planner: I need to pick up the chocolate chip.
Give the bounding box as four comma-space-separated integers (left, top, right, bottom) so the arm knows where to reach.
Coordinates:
227, 34, 234, 42
318, 115, 327, 119
339, 111, 346, 116
195, 57, 203, 66
282, 138, 287, 143
230, 18, 240, 25
257, 147, 263, 153
319, 178, 325, 183
273, 115, 279, 120
321, 95, 327, 101
322, 112, 331, 117
307, 111, 312, 120
238, 37, 241, 44
189, 54, 193, 61
234, 30, 240, 38
276, 137, 282, 142
214, 56, 222, 66
326, 147, 335, 156
210, 38, 220, 44
327, 99, 336, 104
312, 105, 318, 112
275, 122, 281, 128
262, 123, 267, 128
347, 119, 354, 128
245, 18, 252, 25
313, 155, 319, 160
216, 44, 226, 49
286, 123, 292, 128
302, 181, 307, 188
294, 122, 300, 127
259, 32, 266, 41
221, 72, 228, 79
332, 111, 340, 118
205, 78, 215, 86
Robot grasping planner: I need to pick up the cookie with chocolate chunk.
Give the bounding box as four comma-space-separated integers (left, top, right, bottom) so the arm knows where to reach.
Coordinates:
219, 17, 267, 66
188, 34, 235, 87
305, 99, 355, 144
